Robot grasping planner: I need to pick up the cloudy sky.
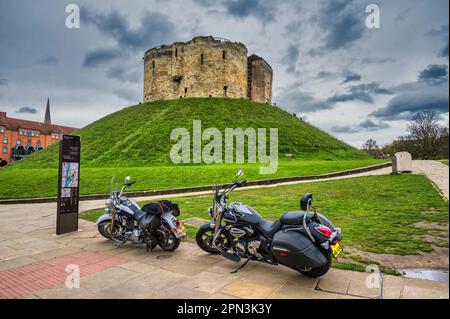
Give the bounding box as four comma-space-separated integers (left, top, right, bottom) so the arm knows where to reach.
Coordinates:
0, 0, 448, 147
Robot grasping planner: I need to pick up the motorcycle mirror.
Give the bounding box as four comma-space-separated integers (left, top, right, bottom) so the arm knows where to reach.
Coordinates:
236, 169, 244, 178
125, 176, 131, 182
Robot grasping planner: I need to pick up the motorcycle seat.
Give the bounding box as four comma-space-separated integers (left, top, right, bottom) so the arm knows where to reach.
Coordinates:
280, 211, 307, 225
257, 219, 282, 238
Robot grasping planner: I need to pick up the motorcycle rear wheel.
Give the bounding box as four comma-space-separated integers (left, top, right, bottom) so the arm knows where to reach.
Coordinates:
297, 252, 332, 278
158, 227, 180, 252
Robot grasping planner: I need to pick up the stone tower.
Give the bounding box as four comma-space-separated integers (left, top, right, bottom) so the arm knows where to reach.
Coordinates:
44, 98, 51, 125
143, 36, 273, 104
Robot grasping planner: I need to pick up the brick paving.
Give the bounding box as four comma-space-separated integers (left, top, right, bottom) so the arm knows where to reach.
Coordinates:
0, 251, 126, 298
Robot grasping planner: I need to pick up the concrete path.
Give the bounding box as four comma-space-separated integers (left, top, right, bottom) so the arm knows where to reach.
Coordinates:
0, 200, 448, 299
412, 160, 449, 200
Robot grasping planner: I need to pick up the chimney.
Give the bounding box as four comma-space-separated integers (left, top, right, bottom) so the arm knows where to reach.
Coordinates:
44, 98, 51, 125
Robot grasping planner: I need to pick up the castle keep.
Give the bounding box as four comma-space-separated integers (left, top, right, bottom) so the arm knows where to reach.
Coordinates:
143, 36, 272, 104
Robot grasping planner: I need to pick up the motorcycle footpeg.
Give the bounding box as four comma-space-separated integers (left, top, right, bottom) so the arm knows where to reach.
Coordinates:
222, 251, 241, 262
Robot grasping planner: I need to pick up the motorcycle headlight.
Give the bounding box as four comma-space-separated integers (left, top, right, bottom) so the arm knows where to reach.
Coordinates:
104, 208, 110, 214
105, 198, 111, 207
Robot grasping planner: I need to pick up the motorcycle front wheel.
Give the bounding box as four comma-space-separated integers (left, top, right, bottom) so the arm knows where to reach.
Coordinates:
297, 252, 332, 278
98, 220, 120, 240
158, 226, 181, 251
195, 224, 232, 254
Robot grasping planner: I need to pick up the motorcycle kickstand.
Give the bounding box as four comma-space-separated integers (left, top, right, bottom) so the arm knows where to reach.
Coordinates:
231, 259, 250, 274
113, 239, 127, 249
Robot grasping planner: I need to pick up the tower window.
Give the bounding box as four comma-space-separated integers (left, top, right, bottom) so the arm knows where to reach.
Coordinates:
201, 54, 204, 64
223, 86, 228, 97
152, 61, 155, 68
184, 87, 188, 94
222, 51, 226, 59
175, 48, 178, 57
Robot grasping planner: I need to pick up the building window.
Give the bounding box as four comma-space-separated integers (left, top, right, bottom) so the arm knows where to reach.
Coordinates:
19, 130, 23, 135
175, 48, 178, 57
201, 54, 204, 64
222, 50, 226, 59
224, 86, 228, 97
36, 140, 41, 147
0, 127, 4, 133
152, 61, 155, 68
36, 131, 40, 137
3, 137, 7, 144
17, 139, 21, 145
27, 139, 31, 146
2, 146, 6, 154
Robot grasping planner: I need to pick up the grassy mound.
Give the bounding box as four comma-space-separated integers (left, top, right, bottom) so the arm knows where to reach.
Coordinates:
9, 98, 369, 169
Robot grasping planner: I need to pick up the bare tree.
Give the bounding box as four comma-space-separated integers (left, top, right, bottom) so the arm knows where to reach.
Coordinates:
362, 139, 382, 158
406, 111, 444, 160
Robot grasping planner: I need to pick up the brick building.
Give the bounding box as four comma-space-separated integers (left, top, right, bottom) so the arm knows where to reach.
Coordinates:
0, 99, 77, 166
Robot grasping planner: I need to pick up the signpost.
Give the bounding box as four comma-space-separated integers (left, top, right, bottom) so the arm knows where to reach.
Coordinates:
56, 135, 80, 235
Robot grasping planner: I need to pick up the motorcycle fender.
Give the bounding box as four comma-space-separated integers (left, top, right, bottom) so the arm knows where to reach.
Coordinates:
95, 214, 119, 225
161, 212, 181, 239
271, 229, 328, 269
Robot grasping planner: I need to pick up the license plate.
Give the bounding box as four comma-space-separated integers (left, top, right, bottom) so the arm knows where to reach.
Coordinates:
331, 241, 343, 259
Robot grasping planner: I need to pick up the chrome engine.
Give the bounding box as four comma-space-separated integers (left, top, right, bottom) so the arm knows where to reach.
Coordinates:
229, 226, 262, 258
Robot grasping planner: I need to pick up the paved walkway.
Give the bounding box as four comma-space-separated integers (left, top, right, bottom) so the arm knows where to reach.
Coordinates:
412, 160, 449, 200
0, 160, 448, 299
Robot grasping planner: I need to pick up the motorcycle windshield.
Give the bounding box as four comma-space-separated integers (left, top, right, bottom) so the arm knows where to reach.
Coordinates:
110, 176, 121, 196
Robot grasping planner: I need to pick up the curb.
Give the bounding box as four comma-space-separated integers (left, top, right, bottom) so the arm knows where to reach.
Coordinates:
0, 162, 392, 205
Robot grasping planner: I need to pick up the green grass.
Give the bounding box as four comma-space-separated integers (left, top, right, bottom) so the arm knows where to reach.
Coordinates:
0, 159, 385, 199
81, 174, 448, 258
441, 160, 449, 166
8, 98, 369, 169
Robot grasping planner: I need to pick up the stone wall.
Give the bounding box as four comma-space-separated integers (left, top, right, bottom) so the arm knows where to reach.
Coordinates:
144, 36, 249, 102
248, 54, 273, 104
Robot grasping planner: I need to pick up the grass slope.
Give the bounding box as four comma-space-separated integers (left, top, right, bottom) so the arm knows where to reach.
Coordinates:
9, 98, 369, 169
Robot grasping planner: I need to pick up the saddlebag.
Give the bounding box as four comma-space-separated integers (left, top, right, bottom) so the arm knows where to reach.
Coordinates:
139, 214, 161, 233
142, 200, 180, 217
271, 229, 328, 269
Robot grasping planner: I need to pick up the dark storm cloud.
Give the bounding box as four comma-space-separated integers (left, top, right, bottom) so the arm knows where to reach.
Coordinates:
0, 79, 7, 86
370, 83, 449, 121
424, 24, 448, 37
83, 48, 122, 68
83, 9, 176, 51
16, 106, 37, 114
425, 24, 449, 58
285, 44, 300, 73
327, 82, 393, 104
275, 84, 333, 113
361, 57, 396, 64
418, 64, 448, 82
315, 0, 365, 51
225, 0, 276, 22
39, 56, 59, 64
332, 119, 389, 133
341, 72, 362, 84
440, 43, 449, 57
106, 66, 140, 83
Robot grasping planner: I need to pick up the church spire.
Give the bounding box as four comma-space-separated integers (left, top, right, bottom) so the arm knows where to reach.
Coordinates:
44, 98, 51, 125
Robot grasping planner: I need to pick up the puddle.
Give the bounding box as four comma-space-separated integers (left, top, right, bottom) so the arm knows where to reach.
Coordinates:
156, 254, 172, 260
398, 268, 449, 282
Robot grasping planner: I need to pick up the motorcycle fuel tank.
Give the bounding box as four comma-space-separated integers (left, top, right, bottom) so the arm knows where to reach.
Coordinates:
271, 229, 328, 269
226, 202, 262, 225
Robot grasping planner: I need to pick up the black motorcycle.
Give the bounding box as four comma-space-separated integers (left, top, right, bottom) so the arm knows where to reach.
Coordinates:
195, 170, 343, 277
96, 176, 186, 251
